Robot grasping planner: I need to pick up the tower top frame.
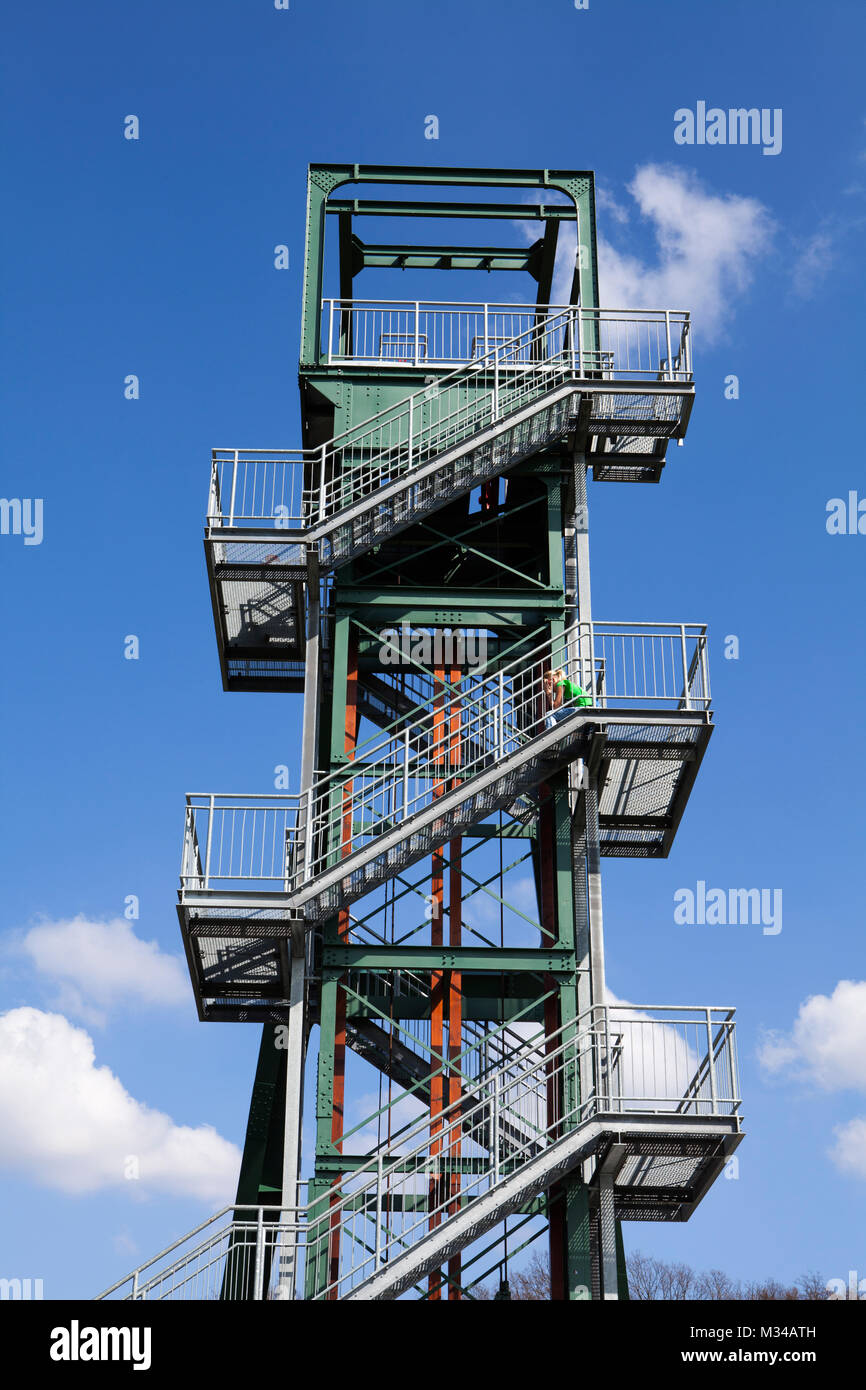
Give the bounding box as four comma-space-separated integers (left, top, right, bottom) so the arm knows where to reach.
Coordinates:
300, 163, 600, 367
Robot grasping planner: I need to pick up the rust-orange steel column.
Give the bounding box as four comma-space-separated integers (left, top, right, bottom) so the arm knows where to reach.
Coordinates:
428, 667, 447, 1299
447, 665, 463, 1299
328, 635, 359, 1295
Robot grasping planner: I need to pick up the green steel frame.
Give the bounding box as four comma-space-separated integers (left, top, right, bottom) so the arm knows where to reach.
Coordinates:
233, 164, 624, 1300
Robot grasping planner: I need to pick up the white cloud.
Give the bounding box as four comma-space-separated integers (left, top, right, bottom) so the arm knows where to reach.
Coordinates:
0, 1007, 240, 1201
790, 231, 835, 297
536, 164, 773, 342
758, 980, 866, 1092
596, 184, 630, 226
760, 982, 866, 1183
20, 916, 188, 1024
595, 165, 774, 339
830, 1117, 866, 1180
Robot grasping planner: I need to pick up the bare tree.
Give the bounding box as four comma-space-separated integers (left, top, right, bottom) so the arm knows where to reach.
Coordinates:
476, 1248, 828, 1302
509, 1251, 551, 1301
627, 1250, 664, 1300
695, 1267, 742, 1300
658, 1260, 697, 1300
797, 1270, 830, 1301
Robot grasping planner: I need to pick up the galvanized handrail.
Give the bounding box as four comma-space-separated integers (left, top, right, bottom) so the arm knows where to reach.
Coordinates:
207, 305, 692, 529
320, 299, 692, 373
180, 620, 709, 893
96, 1004, 737, 1302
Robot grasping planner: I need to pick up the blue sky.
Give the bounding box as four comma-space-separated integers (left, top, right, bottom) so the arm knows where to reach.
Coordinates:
1, 0, 864, 1299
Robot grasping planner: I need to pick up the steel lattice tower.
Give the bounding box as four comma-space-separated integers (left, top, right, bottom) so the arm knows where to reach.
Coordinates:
101, 164, 743, 1304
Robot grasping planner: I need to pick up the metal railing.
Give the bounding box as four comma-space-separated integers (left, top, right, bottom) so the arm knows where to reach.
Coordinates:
321, 299, 692, 376
96, 1005, 738, 1302
180, 620, 709, 896
207, 306, 692, 532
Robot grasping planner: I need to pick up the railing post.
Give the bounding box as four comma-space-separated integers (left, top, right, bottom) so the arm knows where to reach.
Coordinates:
679, 624, 691, 710
498, 672, 505, 759
375, 1152, 384, 1264
700, 630, 710, 709
569, 306, 576, 375
203, 796, 214, 889
403, 727, 410, 818
664, 310, 673, 382
303, 789, 314, 878
228, 451, 238, 528
407, 396, 413, 469
706, 1009, 718, 1115
328, 299, 334, 363
318, 444, 327, 521
414, 301, 420, 367
492, 1071, 501, 1184
576, 307, 583, 377
483, 302, 489, 359
131, 1270, 139, 1301
492, 351, 499, 422
603, 1006, 616, 1112
253, 1207, 265, 1300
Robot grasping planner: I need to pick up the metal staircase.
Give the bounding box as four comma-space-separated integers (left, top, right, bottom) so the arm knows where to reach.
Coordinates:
95, 1005, 741, 1302
207, 306, 693, 572
205, 307, 693, 693
180, 621, 710, 933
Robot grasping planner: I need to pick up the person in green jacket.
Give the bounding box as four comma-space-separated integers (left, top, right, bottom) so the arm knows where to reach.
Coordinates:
543, 666, 592, 730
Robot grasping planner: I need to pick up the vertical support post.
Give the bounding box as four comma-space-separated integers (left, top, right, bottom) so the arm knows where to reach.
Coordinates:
228, 451, 238, 527
680, 624, 691, 709
414, 300, 420, 366
327, 299, 334, 363
203, 796, 214, 889
277, 941, 306, 1301
492, 1070, 501, 1184
706, 1008, 718, 1114
586, 779, 606, 1011
318, 445, 327, 521
498, 671, 505, 758
700, 630, 710, 708
375, 1151, 383, 1264
253, 1206, 265, 1301
483, 302, 489, 358
492, 351, 499, 421
403, 726, 410, 817
599, 1172, 619, 1300
664, 309, 673, 381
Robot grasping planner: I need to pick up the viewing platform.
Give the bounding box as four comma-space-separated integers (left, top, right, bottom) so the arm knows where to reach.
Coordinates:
204, 307, 695, 689
177, 621, 712, 1016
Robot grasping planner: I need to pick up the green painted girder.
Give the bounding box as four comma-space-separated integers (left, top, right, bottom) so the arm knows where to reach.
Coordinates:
344, 996, 545, 1022
327, 198, 577, 221
334, 586, 566, 616
349, 239, 548, 275
314, 1154, 497, 1176
323, 945, 576, 973
318, 162, 590, 189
